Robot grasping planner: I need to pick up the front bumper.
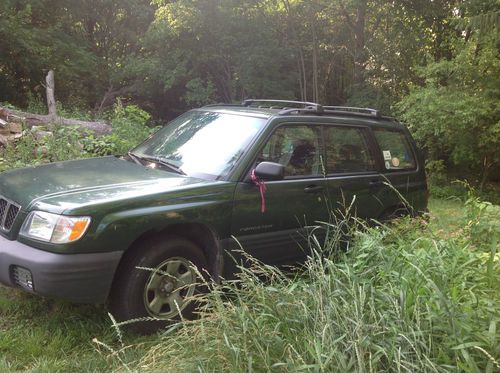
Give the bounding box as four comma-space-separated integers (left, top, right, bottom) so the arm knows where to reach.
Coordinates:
0, 234, 122, 303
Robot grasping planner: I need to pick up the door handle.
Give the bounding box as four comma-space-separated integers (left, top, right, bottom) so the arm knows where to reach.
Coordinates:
304, 185, 324, 193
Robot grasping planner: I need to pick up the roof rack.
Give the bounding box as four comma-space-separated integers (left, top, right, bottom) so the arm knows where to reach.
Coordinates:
323, 106, 381, 118
243, 99, 323, 111
203, 103, 243, 108
207, 99, 383, 119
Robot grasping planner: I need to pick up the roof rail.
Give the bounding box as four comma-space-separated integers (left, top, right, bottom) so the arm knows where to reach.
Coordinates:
243, 99, 323, 111
203, 103, 243, 108
278, 107, 324, 115
323, 106, 381, 118
206, 100, 384, 119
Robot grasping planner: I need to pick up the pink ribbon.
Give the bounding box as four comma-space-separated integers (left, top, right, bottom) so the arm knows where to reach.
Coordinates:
251, 169, 266, 213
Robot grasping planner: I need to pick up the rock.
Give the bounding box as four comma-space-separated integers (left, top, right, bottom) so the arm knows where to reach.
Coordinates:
7, 133, 23, 141
33, 130, 53, 142
8, 122, 22, 133
31, 125, 47, 132
0, 134, 8, 147
34, 145, 49, 157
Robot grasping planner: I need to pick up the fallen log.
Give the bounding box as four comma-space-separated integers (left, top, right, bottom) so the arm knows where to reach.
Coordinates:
0, 106, 112, 135
0, 70, 112, 135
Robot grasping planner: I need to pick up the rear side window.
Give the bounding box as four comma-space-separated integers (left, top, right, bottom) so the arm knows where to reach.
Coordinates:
373, 129, 416, 170
324, 126, 375, 174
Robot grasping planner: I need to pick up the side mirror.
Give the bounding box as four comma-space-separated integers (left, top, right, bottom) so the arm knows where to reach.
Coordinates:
254, 161, 284, 181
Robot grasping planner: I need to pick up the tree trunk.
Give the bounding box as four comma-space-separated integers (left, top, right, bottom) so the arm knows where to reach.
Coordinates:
312, 19, 319, 103
479, 156, 491, 192
46, 70, 57, 118
299, 48, 307, 101
353, 0, 367, 87
0, 70, 112, 136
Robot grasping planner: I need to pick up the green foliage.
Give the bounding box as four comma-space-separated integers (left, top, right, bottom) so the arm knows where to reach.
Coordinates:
0, 195, 497, 371
78, 102, 153, 157
465, 191, 500, 247
0, 126, 88, 172
396, 29, 500, 184
101, 202, 499, 372
425, 160, 468, 199
426, 159, 447, 185
0, 285, 125, 372
183, 78, 216, 106
0, 103, 152, 171
0, 0, 153, 110
104, 102, 153, 155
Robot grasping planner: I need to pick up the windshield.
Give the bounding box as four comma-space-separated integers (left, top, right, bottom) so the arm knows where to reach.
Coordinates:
132, 110, 267, 179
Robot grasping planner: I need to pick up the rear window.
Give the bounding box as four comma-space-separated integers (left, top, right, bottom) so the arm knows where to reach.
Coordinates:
373, 129, 416, 170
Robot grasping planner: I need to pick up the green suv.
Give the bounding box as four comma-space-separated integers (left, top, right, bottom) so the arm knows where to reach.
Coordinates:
0, 100, 427, 333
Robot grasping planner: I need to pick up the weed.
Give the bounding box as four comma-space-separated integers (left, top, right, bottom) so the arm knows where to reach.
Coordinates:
108, 198, 499, 372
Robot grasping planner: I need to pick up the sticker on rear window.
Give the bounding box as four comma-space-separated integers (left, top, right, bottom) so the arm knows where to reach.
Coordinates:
383, 150, 391, 160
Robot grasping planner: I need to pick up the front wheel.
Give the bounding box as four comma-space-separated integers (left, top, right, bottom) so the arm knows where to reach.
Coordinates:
109, 235, 208, 334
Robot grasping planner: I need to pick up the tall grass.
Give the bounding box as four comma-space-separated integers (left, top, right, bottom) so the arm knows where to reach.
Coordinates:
107, 201, 499, 372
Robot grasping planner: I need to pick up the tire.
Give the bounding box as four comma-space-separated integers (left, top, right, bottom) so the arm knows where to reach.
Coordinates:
109, 234, 208, 334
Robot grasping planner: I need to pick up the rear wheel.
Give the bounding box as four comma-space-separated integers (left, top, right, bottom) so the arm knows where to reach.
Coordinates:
109, 235, 208, 334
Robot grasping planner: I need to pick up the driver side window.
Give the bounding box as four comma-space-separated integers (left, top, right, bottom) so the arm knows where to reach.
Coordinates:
259, 126, 322, 177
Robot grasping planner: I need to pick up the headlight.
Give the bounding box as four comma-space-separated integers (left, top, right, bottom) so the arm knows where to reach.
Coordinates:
21, 211, 91, 243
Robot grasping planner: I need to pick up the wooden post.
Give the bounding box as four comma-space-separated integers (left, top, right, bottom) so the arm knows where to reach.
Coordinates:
46, 70, 57, 118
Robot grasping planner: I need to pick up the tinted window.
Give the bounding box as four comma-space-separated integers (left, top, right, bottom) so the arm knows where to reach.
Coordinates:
324, 126, 375, 174
373, 129, 416, 170
259, 126, 322, 177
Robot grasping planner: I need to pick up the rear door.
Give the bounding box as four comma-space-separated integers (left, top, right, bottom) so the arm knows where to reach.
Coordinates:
323, 125, 384, 220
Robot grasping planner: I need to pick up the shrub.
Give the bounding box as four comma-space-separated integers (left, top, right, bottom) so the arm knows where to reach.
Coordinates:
0, 126, 89, 172
465, 193, 500, 248
102, 101, 153, 155
0, 102, 155, 170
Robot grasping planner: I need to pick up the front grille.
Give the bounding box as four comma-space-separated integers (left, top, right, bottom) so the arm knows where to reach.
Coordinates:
0, 196, 20, 231
0, 199, 6, 218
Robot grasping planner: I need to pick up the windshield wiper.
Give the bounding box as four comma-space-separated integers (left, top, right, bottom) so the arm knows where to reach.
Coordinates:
127, 151, 143, 166
138, 155, 186, 175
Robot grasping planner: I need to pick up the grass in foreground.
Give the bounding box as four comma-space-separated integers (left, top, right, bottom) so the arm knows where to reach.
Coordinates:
114, 200, 498, 372
1, 197, 498, 372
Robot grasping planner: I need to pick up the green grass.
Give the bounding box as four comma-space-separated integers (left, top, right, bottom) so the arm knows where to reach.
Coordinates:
0, 289, 113, 371
1, 197, 498, 372
427, 197, 464, 236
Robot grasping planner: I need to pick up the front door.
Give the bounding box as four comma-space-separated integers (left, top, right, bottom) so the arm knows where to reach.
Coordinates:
229, 125, 329, 266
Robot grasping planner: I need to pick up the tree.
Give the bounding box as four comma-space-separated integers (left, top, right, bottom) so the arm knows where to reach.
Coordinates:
396, 6, 500, 188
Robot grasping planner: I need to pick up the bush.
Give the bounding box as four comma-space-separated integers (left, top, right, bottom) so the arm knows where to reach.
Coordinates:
0, 102, 155, 170
465, 193, 500, 248
0, 126, 89, 172
105, 101, 153, 154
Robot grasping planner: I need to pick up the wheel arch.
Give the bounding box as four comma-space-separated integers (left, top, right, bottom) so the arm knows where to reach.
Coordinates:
111, 222, 222, 288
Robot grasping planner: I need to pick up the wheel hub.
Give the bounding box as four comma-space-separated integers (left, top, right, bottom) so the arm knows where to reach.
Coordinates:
161, 279, 175, 294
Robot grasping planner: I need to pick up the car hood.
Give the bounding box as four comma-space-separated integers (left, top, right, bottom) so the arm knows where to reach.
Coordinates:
0, 156, 214, 213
